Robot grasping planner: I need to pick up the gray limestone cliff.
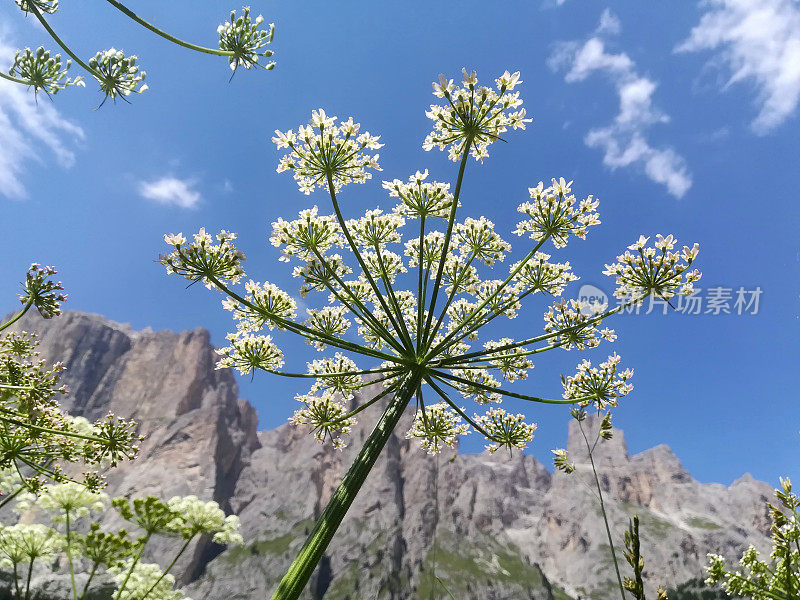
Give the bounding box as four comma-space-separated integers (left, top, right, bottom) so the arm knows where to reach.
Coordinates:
2, 312, 774, 600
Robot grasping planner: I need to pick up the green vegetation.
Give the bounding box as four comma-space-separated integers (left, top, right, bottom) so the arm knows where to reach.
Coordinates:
666, 577, 728, 600
686, 517, 722, 531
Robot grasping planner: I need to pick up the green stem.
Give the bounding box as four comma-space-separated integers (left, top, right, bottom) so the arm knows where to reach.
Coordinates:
0, 299, 33, 333
0, 70, 35, 86
425, 252, 477, 351
331, 379, 401, 425
12, 562, 22, 600
428, 237, 548, 358
66, 512, 78, 600
432, 283, 538, 358
445, 303, 628, 364
140, 536, 194, 600
326, 175, 412, 352
579, 421, 626, 600
424, 376, 492, 439
270, 374, 421, 600
308, 246, 405, 354
28, 3, 99, 76
103, 0, 235, 57
431, 370, 590, 405
421, 140, 472, 350
77, 563, 99, 600
263, 366, 397, 380
206, 273, 402, 365
415, 215, 426, 350
0, 414, 109, 445
113, 532, 151, 600
24, 558, 34, 600
0, 485, 25, 510
371, 242, 414, 350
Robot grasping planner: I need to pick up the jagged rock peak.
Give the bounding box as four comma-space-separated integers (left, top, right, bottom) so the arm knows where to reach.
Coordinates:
1, 311, 777, 600
566, 412, 629, 465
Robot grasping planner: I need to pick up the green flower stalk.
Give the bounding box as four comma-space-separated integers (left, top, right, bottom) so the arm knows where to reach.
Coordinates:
159, 68, 702, 600
1, 1, 275, 103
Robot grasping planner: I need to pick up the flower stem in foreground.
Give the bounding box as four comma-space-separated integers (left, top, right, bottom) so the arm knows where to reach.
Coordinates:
270, 374, 421, 600
579, 420, 627, 600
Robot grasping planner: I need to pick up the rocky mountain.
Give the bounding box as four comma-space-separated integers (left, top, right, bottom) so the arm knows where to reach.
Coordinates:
2, 312, 774, 600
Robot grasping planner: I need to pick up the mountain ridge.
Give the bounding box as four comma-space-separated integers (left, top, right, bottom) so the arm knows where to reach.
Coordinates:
2, 311, 773, 599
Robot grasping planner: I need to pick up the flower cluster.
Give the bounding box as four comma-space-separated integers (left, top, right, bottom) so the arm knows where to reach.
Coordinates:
561, 353, 633, 409
551, 448, 575, 474
544, 299, 616, 351
34, 482, 109, 522
166, 495, 243, 544
217, 7, 275, 71
484, 339, 534, 382
474, 408, 536, 453
9, 46, 84, 95
270, 206, 344, 262
273, 110, 383, 194
19, 263, 67, 319
6, 1, 277, 105
110, 561, 190, 600
455, 217, 511, 266
216, 332, 285, 375
159, 69, 706, 597
0, 483, 242, 600
14, 0, 58, 14
384, 170, 456, 219
0, 523, 62, 569
307, 354, 363, 399
424, 69, 531, 161
510, 252, 578, 296
406, 402, 469, 455
0, 328, 140, 492
88, 48, 147, 104
515, 178, 600, 249
223, 280, 297, 333
162, 68, 700, 464
348, 209, 405, 248
603, 234, 701, 304
449, 368, 502, 405
706, 477, 800, 600
160, 229, 246, 289
289, 392, 356, 449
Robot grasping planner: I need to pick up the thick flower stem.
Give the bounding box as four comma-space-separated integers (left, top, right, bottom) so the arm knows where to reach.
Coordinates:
269, 374, 420, 600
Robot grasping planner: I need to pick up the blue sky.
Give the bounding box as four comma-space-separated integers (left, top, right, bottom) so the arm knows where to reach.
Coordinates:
1, 0, 798, 486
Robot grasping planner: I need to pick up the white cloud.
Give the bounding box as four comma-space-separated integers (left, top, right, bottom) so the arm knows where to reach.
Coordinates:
549, 18, 692, 198
139, 176, 201, 208
596, 8, 622, 35
0, 36, 85, 199
563, 38, 634, 82
676, 0, 800, 134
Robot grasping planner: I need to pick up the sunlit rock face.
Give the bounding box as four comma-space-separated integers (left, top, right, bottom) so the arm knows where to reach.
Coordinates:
4, 312, 772, 600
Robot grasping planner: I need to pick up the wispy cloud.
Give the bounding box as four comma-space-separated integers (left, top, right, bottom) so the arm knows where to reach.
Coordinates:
596, 8, 622, 35
0, 35, 85, 199
549, 12, 692, 198
676, 0, 800, 134
139, 176, 202, 209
